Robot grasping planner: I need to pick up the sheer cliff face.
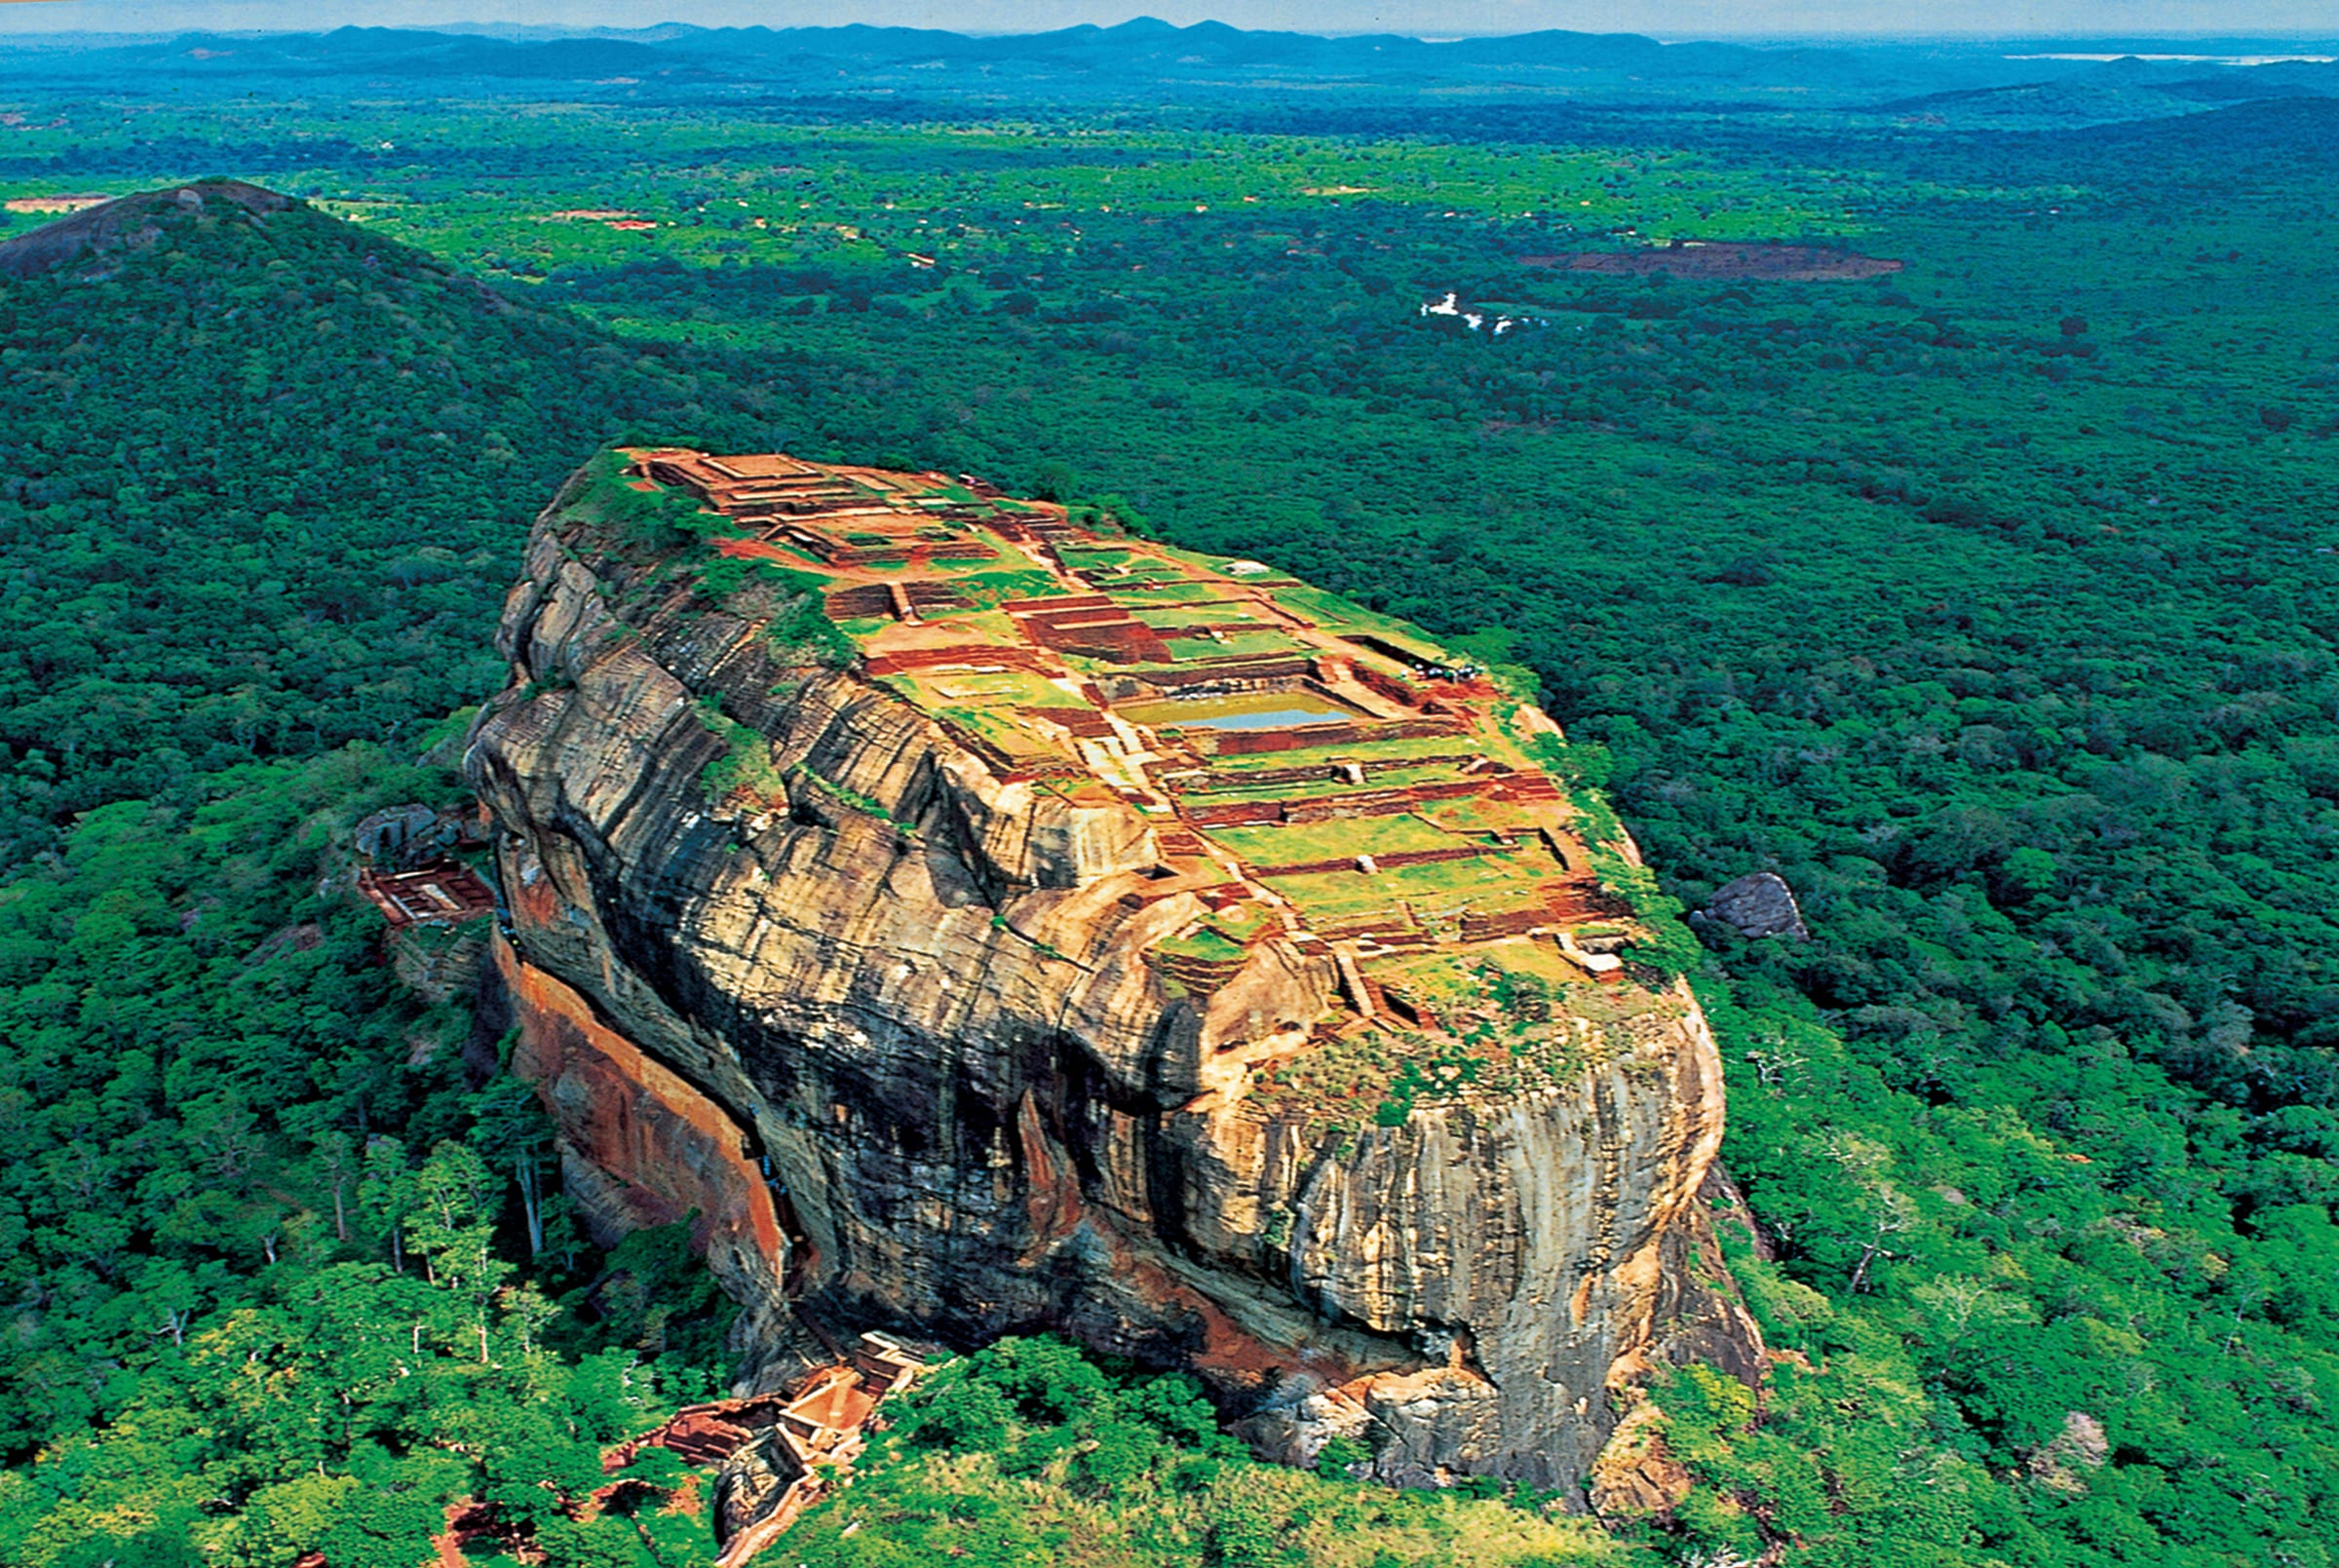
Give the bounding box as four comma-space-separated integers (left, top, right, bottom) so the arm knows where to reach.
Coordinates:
468, 457, 1759, 1494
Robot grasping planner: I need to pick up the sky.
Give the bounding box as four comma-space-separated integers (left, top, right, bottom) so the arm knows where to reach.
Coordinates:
1, 0, 2335, 39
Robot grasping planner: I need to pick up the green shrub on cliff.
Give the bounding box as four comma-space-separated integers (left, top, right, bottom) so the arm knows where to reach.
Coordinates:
766, 589, 858, 668
574, 449, 730, 555
695, 696, 786, 805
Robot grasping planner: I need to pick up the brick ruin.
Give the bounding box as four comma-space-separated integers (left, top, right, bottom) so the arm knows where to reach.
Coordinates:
353, 803, 497, 928
625, 447, 1653, 1055
598, 1333, 928, 1567
394, 1333, 932, 1568
356, 863, 497, 927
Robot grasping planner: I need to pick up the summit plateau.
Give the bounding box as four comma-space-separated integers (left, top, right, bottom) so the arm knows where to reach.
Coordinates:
465, 449, 1761, 1500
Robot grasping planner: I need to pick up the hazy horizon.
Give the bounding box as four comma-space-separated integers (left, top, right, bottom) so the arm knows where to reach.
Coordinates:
4, 0, 2337, 42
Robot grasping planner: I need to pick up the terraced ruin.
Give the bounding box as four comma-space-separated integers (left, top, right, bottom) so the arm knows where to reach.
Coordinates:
631, 447, 1656, 1116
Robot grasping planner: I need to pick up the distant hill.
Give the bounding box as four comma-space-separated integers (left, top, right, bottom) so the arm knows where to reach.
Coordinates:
1867, 54, 2336, 128
4, 18, 2324, 120
2156, 58, 2339, 101
2042, 92, 2339, 150
0, 179, 779, 860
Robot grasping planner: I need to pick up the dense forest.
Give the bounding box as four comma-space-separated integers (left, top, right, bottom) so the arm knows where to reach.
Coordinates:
0, 61, 2336, 1568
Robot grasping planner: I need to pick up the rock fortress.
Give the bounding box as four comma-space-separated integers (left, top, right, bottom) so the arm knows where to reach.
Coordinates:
464, 447, 1761, 1539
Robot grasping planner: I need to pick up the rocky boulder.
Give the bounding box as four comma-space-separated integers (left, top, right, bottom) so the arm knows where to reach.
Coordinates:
1696, 871, 1809, 942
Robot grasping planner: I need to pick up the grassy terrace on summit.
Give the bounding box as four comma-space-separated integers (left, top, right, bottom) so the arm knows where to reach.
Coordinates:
613, 446, 1671, 1118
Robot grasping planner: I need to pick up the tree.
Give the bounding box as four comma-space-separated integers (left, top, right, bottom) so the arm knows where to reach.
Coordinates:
469, 1077, 554, 1258
407, 1142, 510, 1361
359, 1138, 419, 1276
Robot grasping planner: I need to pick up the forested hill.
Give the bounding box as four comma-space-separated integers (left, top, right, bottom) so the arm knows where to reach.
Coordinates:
0, 180, 782, 864
0, 187, 792, 1561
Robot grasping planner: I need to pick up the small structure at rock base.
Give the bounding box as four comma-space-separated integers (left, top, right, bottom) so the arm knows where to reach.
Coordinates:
600, 1333, 928, 1567
1694, 871, 1809, 942
714, 1334, 927, 1565
352, 803, 496, 930
356, 861, 497, 928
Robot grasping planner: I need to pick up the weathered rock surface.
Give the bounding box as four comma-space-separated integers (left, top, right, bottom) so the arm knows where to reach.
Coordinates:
1696, 871, 1809, 942
467, 473, 1760, 1497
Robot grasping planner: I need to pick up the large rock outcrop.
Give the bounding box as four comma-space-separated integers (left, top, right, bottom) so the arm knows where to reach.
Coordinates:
466, 454, 1760, 1496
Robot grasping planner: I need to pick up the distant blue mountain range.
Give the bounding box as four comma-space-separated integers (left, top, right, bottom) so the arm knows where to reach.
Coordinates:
3, 18, 2333, 124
